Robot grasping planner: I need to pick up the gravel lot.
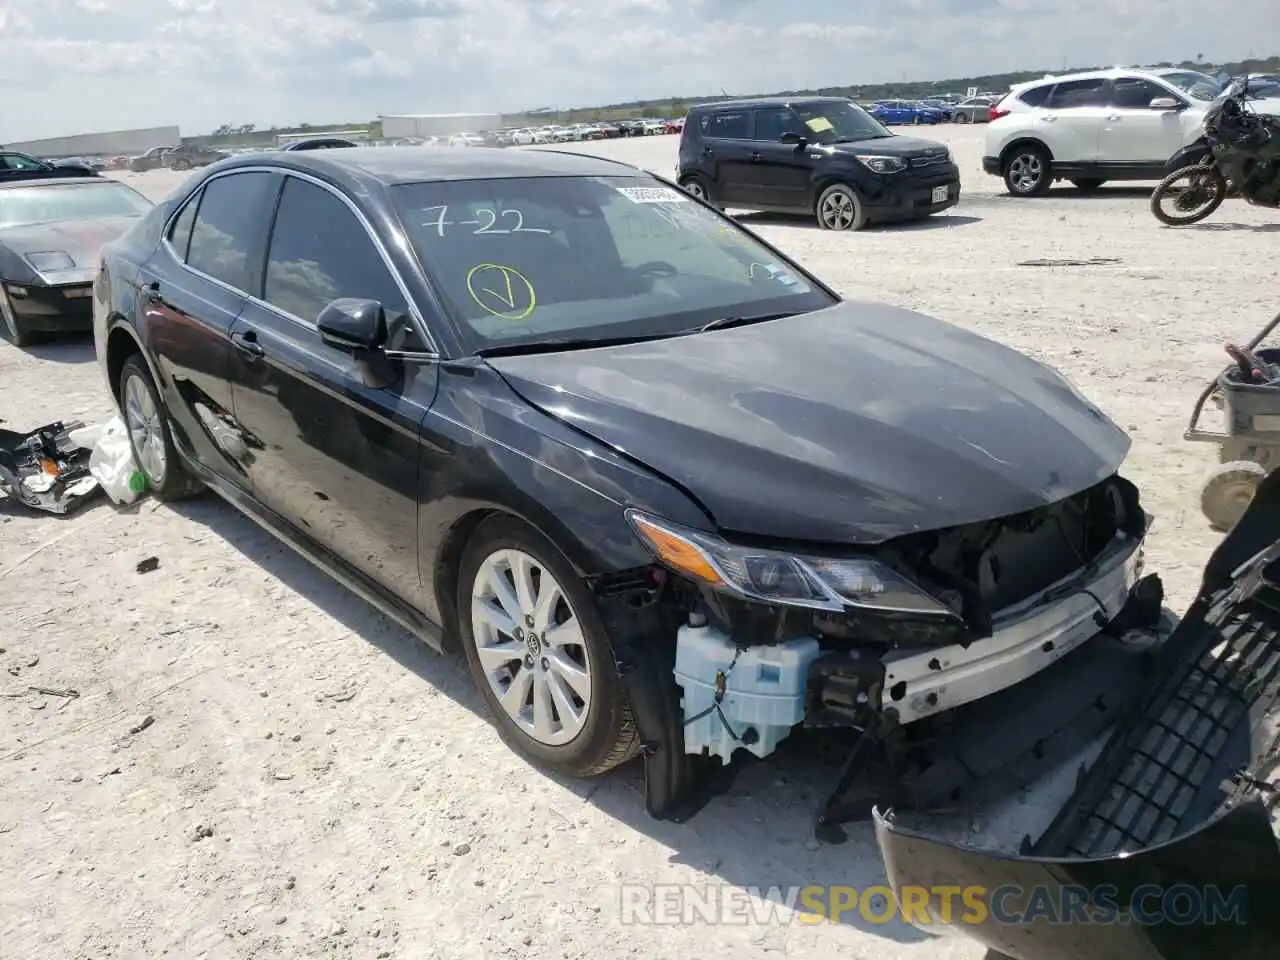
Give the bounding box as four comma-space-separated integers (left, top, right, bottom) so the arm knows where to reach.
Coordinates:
2, 124, 1277, 960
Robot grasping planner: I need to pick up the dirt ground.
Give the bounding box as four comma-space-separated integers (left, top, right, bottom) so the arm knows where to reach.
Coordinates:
1, 125, 1276, 960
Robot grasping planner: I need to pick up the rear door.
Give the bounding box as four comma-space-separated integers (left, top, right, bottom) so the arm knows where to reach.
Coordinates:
700, 109, 756, 205
1035, 77, 1108, 162
742, 106, 811, 210
1102, 76, 1190, 164
136, 170, 278, 486
226, 173, 439, 607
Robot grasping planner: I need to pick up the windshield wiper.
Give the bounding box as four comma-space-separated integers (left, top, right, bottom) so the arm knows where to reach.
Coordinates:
698, 311, 799, 333
473, 333, 674, 358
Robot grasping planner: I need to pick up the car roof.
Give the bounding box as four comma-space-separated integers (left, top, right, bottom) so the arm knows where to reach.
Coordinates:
217, 145, 641, 184
689, 96, 850, 111
1010, 66, 1177, 91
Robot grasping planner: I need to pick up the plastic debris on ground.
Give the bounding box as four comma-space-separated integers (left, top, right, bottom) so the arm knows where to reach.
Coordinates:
67, 416, 145, 505
0, 421, 100, 515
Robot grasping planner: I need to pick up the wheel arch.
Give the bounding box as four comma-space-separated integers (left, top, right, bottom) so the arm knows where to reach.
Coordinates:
104, 319, 156, 404
999, 137, 1054, 168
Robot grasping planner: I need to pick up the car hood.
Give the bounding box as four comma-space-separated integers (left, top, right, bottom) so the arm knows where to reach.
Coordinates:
0, 215, 139, 284
825, 135, 948, 159
485, 301, 1130, 543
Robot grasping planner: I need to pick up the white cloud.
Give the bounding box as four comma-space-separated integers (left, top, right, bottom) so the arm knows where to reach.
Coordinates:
0, 0, 1272, 139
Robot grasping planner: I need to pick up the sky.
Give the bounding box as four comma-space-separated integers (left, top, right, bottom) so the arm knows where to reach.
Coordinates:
2, 0, 1276, 140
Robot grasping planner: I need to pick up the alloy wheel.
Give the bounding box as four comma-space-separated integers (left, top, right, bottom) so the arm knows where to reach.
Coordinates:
470, 548, 593, 747
1007, 154, 1043, 193
683, 180, 707, 201
820, 189, 858, 229
123, 373, 167, 485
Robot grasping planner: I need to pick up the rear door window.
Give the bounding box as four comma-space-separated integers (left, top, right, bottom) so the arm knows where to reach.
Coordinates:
185, 171, 276, 292
707, 111, 750, 139
1045, 78, 1108, 109
166, 189, 201, 260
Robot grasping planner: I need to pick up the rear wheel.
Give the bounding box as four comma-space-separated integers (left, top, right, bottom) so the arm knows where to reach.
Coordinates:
170, 157, 191, 171
1071, 178, 1107, 192
1201, 460, 1267, 532
954, 111, 970, 124
816, 183, 868, 231
457, 516, 639, 777
1003, 144, 1052, 196
1150, 164, 1227, 226
118, 355, 202, 501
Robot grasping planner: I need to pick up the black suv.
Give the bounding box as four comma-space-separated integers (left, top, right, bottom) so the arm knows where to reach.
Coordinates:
677, 97, 960, 230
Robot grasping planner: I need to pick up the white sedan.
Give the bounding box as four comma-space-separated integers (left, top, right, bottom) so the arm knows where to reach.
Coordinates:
447, 133, 485, 148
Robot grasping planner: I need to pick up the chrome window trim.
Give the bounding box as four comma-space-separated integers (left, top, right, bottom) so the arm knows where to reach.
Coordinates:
159, 165, 440, 358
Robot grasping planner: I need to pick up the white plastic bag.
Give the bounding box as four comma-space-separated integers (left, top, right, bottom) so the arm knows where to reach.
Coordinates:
68, 416, 142, 505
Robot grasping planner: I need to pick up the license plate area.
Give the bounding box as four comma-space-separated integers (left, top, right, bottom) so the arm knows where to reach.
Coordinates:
931, 185, 949, 204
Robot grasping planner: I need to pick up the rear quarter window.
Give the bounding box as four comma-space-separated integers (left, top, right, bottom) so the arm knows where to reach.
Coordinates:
1015, 84, 1053, 107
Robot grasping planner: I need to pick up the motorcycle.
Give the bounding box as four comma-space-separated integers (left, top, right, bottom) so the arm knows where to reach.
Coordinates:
1150, 77, 1280, 226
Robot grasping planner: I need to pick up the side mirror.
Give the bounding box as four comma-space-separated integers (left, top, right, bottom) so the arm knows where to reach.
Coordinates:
779, 131, 807, 146
1149, 97, 1180, 110
317, 298, 387, 351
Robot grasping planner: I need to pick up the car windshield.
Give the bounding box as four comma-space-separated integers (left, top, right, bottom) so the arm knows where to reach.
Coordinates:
392, 175, 835, 351
1159, 71, 1224, 100
0, 181, 153, 228
791, 101, 891, 142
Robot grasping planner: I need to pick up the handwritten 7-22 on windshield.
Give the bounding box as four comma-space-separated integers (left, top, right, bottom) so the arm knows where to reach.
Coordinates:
421, 205, 553, 237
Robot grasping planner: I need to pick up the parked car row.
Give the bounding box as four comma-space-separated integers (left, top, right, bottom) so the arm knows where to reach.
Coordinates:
863, 96, 999, 125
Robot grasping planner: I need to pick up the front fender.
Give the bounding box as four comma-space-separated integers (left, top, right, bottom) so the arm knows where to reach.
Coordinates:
1166, 139, 1211, 172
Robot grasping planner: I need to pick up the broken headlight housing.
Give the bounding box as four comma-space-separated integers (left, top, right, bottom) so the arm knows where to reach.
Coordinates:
627, 511, 960, 620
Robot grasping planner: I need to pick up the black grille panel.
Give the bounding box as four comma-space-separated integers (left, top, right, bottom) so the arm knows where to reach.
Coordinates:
1035, 559, 1280, 858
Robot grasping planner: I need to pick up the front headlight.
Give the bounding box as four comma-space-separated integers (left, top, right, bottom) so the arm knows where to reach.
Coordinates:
26, 250, 76, 272
627, 511, 958, 618
854, 154, 908, 174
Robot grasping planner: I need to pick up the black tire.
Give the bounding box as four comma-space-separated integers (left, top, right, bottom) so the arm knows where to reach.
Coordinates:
815, 182, 868, 231
170, 158, 191, 171
1002, 144, 1052, 196
679, 174, 718, 209
1201, 460, 1267, 532
456, 515, 639, 778
1150, 164, 1227, 226
1071, 178, 1107, 192
954, 111, 970, 124
118, 354, 203, 501
0, 288, 32, 346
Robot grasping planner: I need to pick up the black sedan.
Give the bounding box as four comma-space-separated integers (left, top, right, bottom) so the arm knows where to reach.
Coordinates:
93, 147, 1149, 789
1, 176, 153, 345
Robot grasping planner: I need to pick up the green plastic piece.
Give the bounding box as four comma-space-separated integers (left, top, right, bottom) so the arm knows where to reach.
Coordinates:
128, 470, 147, 495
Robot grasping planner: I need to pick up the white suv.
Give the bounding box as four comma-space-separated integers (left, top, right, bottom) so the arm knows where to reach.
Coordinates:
983, 67, 1215, 196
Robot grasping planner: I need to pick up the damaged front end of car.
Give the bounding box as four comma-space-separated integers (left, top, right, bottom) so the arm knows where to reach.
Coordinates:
616, 470, 1171, 832
873, 466, 1280, 959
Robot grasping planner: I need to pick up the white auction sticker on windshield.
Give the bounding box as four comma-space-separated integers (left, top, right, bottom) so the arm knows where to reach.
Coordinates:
616, 186, 688, 204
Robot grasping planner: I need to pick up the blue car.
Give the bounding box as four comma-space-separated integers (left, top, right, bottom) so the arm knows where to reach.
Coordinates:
868, 100, 944, 125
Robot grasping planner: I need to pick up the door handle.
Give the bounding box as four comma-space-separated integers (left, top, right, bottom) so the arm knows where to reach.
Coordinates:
143, 281, 162, 304
1106, 115, 1122, 121
1040, 114, 1056, 122
231, 329, 264, 359
750, 152, 762, 162
702, 147, 714, 156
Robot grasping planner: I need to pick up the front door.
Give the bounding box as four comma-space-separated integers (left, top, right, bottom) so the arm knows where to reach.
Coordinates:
743, 106, 811, 210
138, 170, 278, 487
225, 173, 438, 607
1101, 76, 1190, 165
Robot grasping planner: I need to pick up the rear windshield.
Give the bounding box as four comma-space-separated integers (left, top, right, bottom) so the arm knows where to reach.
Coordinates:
0, 181, 153, 228
392, 175, 834, 351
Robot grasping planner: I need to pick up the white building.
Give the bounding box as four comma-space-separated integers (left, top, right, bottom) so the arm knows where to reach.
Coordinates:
379, 113, 502, 138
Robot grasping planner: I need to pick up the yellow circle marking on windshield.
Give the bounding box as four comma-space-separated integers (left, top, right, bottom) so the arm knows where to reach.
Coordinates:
466, 263, 536, 320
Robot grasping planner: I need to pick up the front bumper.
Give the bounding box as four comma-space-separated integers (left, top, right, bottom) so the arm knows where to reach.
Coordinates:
873, 468, 1280, 959
861, 163, 962, 221
883, 533, 1144, 723
3, 279, 94, 332
982, 155, 1001, 175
